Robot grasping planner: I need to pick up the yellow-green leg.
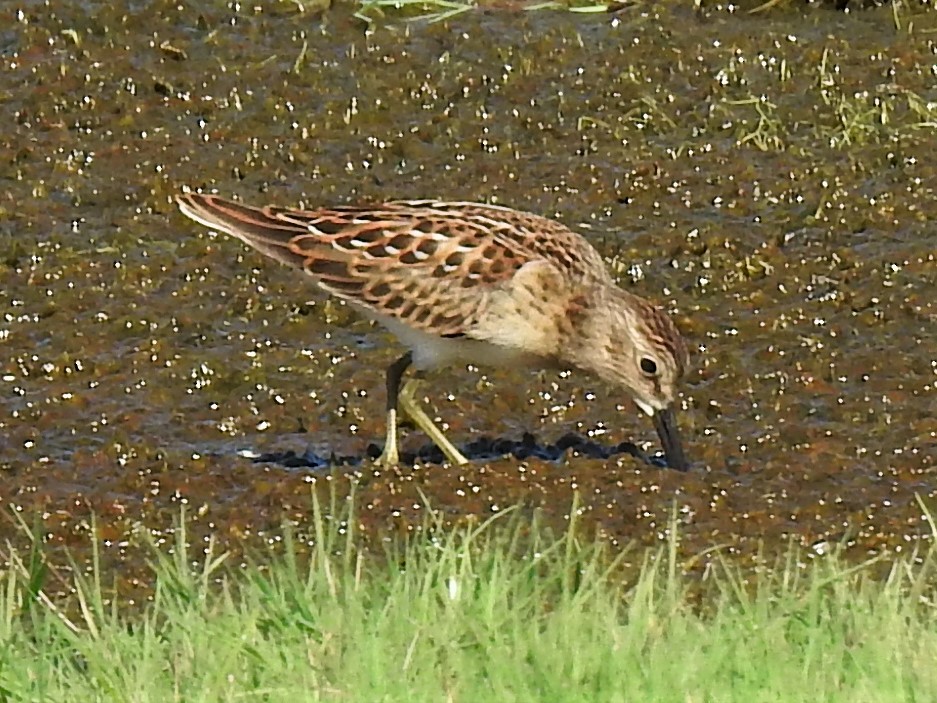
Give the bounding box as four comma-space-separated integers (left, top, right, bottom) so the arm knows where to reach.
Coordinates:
376, 353, 411, 467
376, 352, 469, 467
398, 377, 469, 466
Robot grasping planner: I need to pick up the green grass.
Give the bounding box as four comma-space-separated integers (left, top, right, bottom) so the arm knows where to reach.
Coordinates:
1, 498, 936, 701
343, 0, 937, 26
351, 0, 616, 24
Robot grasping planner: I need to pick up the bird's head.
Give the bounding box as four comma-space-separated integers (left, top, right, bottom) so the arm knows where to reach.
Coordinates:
576, 288, 690, 470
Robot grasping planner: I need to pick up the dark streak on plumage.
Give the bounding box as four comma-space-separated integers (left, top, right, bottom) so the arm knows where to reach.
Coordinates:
644, 305, 689, 378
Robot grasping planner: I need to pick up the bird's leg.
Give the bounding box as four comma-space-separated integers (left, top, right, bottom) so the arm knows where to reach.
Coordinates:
398, 375, 470, 466
376, 352, 412, 467
376, 352, 469, 467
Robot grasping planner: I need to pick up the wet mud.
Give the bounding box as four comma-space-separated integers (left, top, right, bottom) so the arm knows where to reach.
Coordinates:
1, 0, 935, 602
252, 432, 659, 469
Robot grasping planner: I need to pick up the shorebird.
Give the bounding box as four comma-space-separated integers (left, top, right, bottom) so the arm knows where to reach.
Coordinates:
175, 193, 691, 470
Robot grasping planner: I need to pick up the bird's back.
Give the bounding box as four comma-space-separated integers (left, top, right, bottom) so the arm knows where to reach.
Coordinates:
176, 195, 611, 340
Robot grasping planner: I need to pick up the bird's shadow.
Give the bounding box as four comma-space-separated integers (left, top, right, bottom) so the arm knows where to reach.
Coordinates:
248, 432, 680, 472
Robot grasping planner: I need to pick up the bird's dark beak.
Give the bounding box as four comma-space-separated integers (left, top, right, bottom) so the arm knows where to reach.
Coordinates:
652, 406, 689, 471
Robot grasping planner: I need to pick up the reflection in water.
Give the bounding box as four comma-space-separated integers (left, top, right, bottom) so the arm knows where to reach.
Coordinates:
241, 431, 659, 471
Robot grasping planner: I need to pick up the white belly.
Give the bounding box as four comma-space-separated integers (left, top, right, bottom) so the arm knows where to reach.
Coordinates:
371, 312, 549, 371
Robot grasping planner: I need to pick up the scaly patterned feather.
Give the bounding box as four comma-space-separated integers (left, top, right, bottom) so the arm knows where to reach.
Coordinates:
176, 195, 609, 339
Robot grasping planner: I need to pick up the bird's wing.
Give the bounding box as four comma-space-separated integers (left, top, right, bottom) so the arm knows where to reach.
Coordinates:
176, 194, 602, 339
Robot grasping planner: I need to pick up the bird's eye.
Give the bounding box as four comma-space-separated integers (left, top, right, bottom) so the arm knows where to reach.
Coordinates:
640, 357, 658, 376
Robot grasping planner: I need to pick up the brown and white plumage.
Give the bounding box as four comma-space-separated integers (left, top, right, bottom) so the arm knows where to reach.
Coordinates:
175, 193, 691, 470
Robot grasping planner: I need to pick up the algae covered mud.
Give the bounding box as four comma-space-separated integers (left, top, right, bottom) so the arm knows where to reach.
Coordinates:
0, 0, 935, 599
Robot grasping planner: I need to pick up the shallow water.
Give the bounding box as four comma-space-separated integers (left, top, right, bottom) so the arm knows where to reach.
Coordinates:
1, 0, 935, 600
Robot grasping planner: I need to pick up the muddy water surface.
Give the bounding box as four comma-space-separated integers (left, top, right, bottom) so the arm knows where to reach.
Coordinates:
1, 0, 935, 600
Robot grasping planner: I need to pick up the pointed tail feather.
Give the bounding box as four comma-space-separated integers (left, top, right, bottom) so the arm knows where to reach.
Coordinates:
175, 193, 310, 269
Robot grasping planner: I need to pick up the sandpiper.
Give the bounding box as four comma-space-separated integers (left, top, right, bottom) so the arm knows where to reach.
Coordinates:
175, 193, 691, 470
